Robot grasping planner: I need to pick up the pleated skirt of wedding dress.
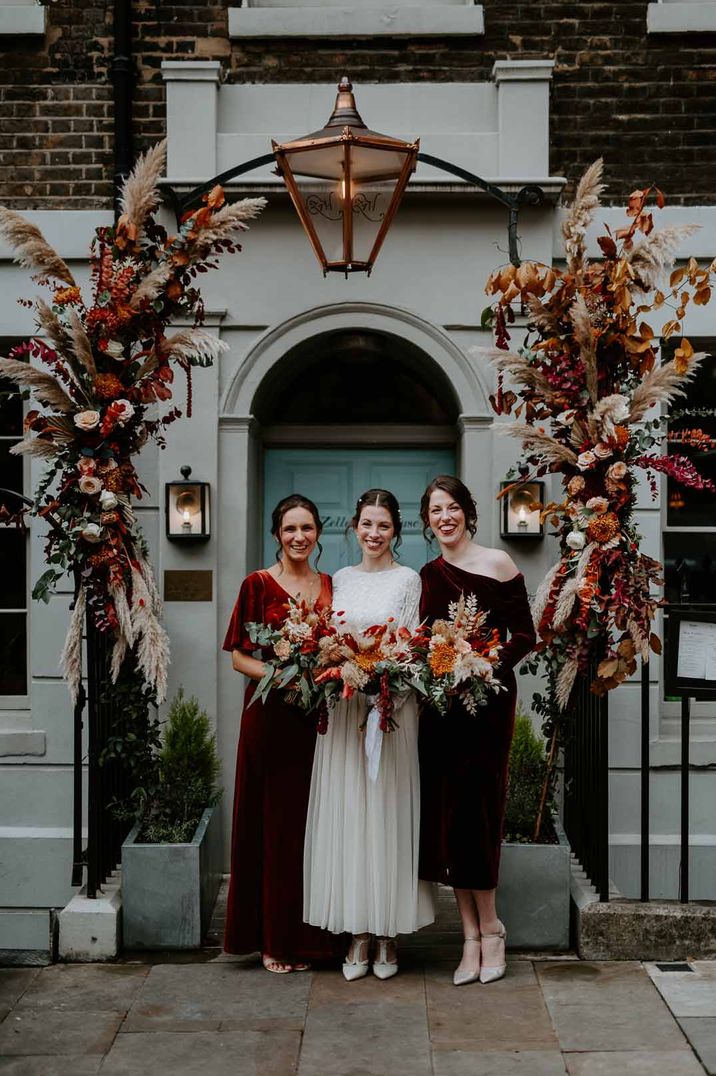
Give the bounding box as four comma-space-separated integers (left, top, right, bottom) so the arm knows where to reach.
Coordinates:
303, 693, 435, 937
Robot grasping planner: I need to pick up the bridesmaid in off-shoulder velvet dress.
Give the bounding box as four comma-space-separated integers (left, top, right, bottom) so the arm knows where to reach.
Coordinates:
222, 494, 341, 973
417, 476, 536, 987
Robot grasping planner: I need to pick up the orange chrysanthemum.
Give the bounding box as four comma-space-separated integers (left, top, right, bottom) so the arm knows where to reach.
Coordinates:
354, 646, 380, 673
54, 286, 82, 306
612, 425, 630, 449
428, 641, 457, 676
102, 469, 126, 493
94, 373, 125, 400
586, 512, 621, 543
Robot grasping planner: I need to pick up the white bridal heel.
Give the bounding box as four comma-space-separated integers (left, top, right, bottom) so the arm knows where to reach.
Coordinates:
343, 934, 371, 982
373, 937, 399, 980
453, 937, 481, 986
479, 923, 507, 984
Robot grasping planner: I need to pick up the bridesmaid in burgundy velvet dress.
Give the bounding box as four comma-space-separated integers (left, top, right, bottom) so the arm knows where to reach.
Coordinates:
418, 476, 536, 987
223, 494, 340, 973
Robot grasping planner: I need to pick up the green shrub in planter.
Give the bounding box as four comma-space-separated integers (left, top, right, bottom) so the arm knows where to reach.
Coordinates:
138, 688, 222, 844
504, 706, 555, 844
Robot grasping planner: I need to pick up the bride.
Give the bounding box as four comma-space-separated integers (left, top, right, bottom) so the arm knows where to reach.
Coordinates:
303, 488, 435, 980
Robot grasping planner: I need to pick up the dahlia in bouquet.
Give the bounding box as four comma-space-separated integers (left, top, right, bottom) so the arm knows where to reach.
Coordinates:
246, 598, 338, 711
414, 592, 504, 716
313, 620, 425, 734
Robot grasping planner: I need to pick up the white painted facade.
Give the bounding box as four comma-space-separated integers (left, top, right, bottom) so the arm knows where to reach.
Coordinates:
1, 60, 715, 954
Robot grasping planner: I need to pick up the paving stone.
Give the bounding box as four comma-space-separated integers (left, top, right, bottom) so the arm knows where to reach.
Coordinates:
16, 965, 149, 1013
426, 959, 559, 1050
0, 1058, 103, 1075
679, 1018, 716, 1075
123, 961, 311, 1032
432, 1048, 567, 1075
298, 967, 431, 1076
564, 1050, 706, 1075
101, 1029, 301, 1076
537, 962, 690, 1053
645, 964, 716, 1017
0, 1010, 122, 1056
0, 974, 39, 1012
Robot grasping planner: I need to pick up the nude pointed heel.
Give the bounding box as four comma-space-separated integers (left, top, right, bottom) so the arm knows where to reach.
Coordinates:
342, 934, 371, 982
373, 937, 398, 980
479, 923, 507, 984
453, 937, 481, 986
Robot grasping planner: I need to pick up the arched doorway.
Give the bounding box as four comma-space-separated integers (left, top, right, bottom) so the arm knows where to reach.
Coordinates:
253, 328, 459, 572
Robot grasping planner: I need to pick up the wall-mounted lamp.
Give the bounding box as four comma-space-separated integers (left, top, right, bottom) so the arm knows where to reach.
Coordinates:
500, 468, 545, 540
165, 466, 210, 542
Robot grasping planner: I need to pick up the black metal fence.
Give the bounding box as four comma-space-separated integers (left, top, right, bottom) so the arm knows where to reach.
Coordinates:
565, 607, 716, 904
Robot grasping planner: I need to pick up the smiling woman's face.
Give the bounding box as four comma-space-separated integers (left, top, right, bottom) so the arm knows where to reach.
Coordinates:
278, 507, 318, 564
428, 487, 467, 550
355, 505, 395, 561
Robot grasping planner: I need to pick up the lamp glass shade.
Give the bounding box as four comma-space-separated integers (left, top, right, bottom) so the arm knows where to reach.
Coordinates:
273, 78, 419, 275
166, 479, 210, 541
500, 480, 544, 539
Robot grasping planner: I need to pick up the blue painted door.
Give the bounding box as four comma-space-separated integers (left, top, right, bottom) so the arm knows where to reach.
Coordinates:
263, 447, 456, 575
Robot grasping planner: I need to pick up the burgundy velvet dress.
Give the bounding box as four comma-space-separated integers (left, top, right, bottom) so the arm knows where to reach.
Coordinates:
418, 557, 536, 890
222, 569, 340, 960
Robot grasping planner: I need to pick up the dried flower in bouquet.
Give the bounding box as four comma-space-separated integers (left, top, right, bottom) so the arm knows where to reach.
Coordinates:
0, 141, 265, 701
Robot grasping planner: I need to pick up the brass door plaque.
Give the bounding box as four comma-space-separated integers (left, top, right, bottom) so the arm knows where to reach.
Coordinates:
164, 570, 213, 602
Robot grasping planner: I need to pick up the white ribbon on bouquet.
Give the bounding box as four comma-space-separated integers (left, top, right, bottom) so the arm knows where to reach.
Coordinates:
363, 690, 411, 783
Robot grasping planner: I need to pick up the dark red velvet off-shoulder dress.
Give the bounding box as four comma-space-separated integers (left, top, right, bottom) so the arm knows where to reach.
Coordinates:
222, 569, 340, 960
418, 557, 536, 891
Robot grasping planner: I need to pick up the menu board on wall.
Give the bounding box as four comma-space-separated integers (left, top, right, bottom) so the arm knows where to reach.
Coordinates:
665, 610, 716, 700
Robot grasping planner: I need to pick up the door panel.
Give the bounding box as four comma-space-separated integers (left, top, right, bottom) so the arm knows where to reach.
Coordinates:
263, 447, 455, 575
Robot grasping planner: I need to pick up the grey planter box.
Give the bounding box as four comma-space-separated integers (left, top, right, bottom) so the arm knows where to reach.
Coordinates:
497, 819, 571, 950
121, 806, 222, 950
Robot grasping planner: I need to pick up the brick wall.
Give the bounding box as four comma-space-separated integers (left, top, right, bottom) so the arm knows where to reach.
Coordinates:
1, 1, 714, 209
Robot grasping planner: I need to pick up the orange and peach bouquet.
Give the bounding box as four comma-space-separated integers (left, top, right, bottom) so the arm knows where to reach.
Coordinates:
413, 593, 504, 716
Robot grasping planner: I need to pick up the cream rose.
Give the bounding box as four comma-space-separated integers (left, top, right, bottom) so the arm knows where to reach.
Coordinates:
105, 340, 125, 360
77, 457, 96, 475
593, 442, 613, 460
567, 475, 585, 496
566, 530, 586, 551
78, 476, 102, 495
577, 450, 597, 471
99, 490, 118, 510
587, 496, 609, 515
80, 523, 103, 543
607, 461, 628, 481
112, 399, 135, 426
74, 410, 101, 432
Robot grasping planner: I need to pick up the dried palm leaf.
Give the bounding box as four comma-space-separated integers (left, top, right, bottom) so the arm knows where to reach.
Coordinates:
35, 298, 72, 355
628, 353, 704, 423
67, 309, 96, 379
562, 159, 605, 274
570, 293, 598, 402
0, 356, 75, 413
9, 437, 61, 458
628, 224, 700, 290
59, 587, 85, 704
118, 140, 167, 235
186, 197, 267, 252
499, 422, 579, 466
0, 207, 75, 285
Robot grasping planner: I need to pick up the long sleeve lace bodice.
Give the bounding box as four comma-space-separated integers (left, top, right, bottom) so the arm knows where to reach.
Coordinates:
332, 564, 421, 633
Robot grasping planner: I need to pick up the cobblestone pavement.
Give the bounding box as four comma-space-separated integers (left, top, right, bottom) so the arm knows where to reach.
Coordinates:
1, 888, 715, 1075
2, 954, 715, 1074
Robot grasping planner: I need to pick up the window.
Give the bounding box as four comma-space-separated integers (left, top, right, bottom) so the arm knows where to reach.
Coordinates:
0, 361, 28, 698
647, 1, 716, 34
662, 340, 716, 708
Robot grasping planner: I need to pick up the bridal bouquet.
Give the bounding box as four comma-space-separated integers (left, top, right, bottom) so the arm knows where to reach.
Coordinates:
246, 599, 338, 712
414, 593, 504, 716
313, 620, 425, 734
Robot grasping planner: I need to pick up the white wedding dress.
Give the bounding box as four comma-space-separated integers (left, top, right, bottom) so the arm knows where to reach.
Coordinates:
303, 564, 436, 937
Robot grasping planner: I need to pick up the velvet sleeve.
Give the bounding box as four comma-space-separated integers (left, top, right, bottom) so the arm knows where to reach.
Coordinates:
498, 573, 537, 672
222, 572, 265, 654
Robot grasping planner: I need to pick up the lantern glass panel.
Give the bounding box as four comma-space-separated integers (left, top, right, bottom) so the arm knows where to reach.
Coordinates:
167, 481, 210, 538
502, 481, 544, 537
